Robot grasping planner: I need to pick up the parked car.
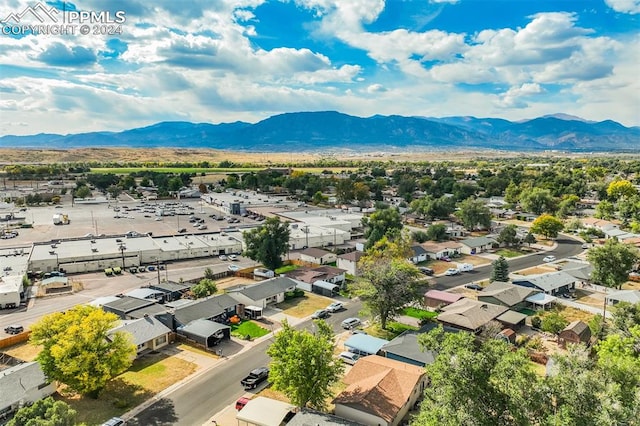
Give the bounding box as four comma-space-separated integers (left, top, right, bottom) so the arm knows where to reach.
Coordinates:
338, 351, 360, 365
219, 254, 228, 261
235, 397, 250, 411
228, 264, 240, 272
543, 255, 557, 262
581, 243, 590, 249
418, 266, 434, 276
465, 283, 484, 291
326, 302, 344, 312
444, 268, 461, 276
241, 367, 269, 389
228, 254, 238, 261
4, 325, 24, 334
341, 317, 362, 329
441, 256, 452, 262
311, 309, 330, 319
101, 417, 125, 426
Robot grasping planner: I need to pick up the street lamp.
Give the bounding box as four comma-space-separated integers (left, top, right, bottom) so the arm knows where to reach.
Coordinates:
118, 244, 126, 269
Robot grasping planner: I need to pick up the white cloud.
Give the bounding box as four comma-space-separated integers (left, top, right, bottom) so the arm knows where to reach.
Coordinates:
604, 0, 640, 13
496, 83, 544, 109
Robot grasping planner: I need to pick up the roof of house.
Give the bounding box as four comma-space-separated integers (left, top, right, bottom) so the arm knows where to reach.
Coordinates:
109, 316, 172, 346
512, 271, 576, 292
235, 396, 295, 426
561, 320, 591, 341
0, 362, 52, 410
228, 276, 297, 302
287, 408, 366, 426
606, 290, 640, 304
438, 298, 508, 331
285, 266, 345, 284
103, 296, 156, 314
173, 293, 238, 325
124, 288, 165, 300
300, 247, 333, 258
561, 261, 593, 281
332, 355, 425, 423
338, 251, 364, 262
150, 281, 192, 292
179, 318, 230, 338
496, 310, 528, 325
344, 334, 389, 355
381, 330, 437, 366
420, 241, 463, 253
424, 289, 464, 304
478, 281, 539, 307
460, 236, 497, 248
411, 245, 428, 256
127, 303, 170, 319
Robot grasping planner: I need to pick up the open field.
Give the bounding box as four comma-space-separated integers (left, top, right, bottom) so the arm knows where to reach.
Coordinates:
275, 293, 334, 318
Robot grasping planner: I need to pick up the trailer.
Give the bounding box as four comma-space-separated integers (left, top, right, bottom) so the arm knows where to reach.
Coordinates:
53, 213, 70, 225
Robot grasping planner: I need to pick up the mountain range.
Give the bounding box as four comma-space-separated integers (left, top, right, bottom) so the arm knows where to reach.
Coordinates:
1, 111, 638, 152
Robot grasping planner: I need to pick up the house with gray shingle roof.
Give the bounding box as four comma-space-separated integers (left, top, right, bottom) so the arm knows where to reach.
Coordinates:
108, 316, 172, 356
512, 271, 576, 296
226, 276, 297, 308
0, 361, 56, 415
437, 298, 508, 333
459, 236, 497, 255
478, 281, 540, 310
606, 290, 640, 306
173, 293, 239, 327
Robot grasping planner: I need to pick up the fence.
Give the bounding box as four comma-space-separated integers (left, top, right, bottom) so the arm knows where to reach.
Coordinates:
0, 330, 31, 349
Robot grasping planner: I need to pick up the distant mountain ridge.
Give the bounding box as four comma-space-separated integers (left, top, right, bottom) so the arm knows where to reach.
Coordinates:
1, 111, 638, 152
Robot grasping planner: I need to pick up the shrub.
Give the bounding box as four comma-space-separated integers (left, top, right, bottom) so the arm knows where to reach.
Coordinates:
531, 316, 542, 329
285, 289, 304, 300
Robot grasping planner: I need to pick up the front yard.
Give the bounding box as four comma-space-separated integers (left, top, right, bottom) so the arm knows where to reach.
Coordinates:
231, 320, 270, 339
363, 322, 419, 340
401, 307, 438, 321
495, 248, 528, 258
275, 292, 334, 318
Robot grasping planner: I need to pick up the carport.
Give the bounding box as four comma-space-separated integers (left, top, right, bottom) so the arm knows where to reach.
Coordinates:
344, 334, 389, 356
311, 280, 339, 297
178, 319, 230, 348
526, 293, 557, 310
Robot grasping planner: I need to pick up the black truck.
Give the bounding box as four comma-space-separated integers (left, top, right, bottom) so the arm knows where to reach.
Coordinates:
240, 367, 269, 389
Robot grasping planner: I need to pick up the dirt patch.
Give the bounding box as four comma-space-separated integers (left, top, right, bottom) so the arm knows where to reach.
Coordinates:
622, 280, 640, 290
457, 255, 491, 266
275, 293, 335, 318
426, 260, 455, 274
554, 305, 596, 323
2, 342, 42, 361
515, 266, 556, 276
216, 276, 255, 291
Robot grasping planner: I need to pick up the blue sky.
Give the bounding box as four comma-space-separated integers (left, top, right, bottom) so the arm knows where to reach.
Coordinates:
0, 0, 638, 136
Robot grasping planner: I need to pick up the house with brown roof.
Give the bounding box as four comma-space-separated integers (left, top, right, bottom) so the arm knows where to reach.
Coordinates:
285, 265, 346, 286
477, 281, 540, 310
337, 251, 364, 276
332, 355, 426, 426
437, 298, 508, 334
558, 320, 592, 349
420, 241, 462, 260
299, 247, 338, 265
424, 289, 464, 309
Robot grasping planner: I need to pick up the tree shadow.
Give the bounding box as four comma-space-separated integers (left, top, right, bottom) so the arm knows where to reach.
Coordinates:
128, 398, 179, 426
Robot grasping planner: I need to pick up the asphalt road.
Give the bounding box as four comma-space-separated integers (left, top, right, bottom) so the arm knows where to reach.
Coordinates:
432, 234, 584, 290
129, 300, 363, 426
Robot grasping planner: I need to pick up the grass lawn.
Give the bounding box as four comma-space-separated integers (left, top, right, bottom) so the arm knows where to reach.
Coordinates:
363, 322, 419, 340
276, 293, 333, 318
231, 321, 270, 339
495, 248, 526, 258
401, 307, 438, 320
62, 351, 197, 425
274, 264, 299, 274
537, 305, 595, 323
518, 308, 537, 316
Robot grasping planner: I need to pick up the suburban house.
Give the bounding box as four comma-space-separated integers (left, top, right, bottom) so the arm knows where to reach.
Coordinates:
423, 289, 464, 309
558, 320, 592, 349
102, 296, 158, 319
226, 276, 297, 309
477, 281, 540, 310
287, 408, 366, 426
380, 323, 459, 367
581, 217, 619, 232
298, 247, 338, 265
459, 236, 497, 255
148, 280, 193, 302
333, 355, 427, 426
337, 251, 364, 276
173, 293, 239, 328
409, 245, 428, 264
123, 287, 166, 303
561, 261, 593, 283
606, 290, 640, 306
235, 396, 296, 426
420, 241, 462, 260
437, 298, 509, 333
108, 316, 172, 357
285, 265, 346, 286
512, 271, 576, 296
344, 334, 389, 356
0, 361, 56, 417
177, 318, 231, 349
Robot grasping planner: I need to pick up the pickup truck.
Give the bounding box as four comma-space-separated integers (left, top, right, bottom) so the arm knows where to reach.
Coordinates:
241, 367, 269, 389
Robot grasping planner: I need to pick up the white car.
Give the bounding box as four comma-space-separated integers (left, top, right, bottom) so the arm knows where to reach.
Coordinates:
228, 254, 238, 261
444, 268, 461, 276
543, 255, 556, 262
228, 264, 240, 272
219, 254, 228, 261
326, 302, 344, 312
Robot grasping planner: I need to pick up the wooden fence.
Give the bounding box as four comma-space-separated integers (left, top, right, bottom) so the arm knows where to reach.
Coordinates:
0, 330, 31, 349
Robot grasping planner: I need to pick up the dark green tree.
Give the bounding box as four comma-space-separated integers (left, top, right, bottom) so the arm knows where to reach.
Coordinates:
587, 239, 639, 289
496, 224, 519, 247
8, 397, 77, 426
490, 255, 509, 282
362, 207, 403, 249
243, 217, 290, 270
191, 278, 217, 298
456, 198, 491, 231
426, 223, 448, 241
523, 232, 537, 246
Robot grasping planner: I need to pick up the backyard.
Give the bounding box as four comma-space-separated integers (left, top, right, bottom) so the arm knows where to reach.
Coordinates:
401, 307, 438, 321
231, 320, 271, 339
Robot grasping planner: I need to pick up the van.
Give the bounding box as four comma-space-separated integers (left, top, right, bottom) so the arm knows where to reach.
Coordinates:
104, 268, 114, 276
339, 351, 360, 365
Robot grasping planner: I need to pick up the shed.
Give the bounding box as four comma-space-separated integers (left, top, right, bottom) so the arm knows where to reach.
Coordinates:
496, 310, 528, 330
235, 396, 296, 426
558, 320, 591, 349
312, 280, 339, 297
177, 318, 230, 348
344, 334, 389, 356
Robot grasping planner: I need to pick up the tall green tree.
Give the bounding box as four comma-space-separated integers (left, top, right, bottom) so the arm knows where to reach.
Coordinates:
490, 255, 509, 282
353, 237, 422, 329
8, 397, 77, 426
523, 232, 537, 246
191, 278, 217, 298
607, 179, 638, 201
362, 207, 403, 249
426, 223, 448, 241
243, 217, 290, 270
496, 224, 519, 247
520, 187, 556, 214
530, 214, 564, 239
456, 198, 491, 231
267, 319, 343, 409
587, 239, 639, 289
30, 305, 135, 397
415, 327, 545, 426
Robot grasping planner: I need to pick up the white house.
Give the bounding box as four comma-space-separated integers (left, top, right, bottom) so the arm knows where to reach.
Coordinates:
337, 251, 364, 276
0, 361, 56, 416
298, 247, 338, 265
227, 277, 297, 308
